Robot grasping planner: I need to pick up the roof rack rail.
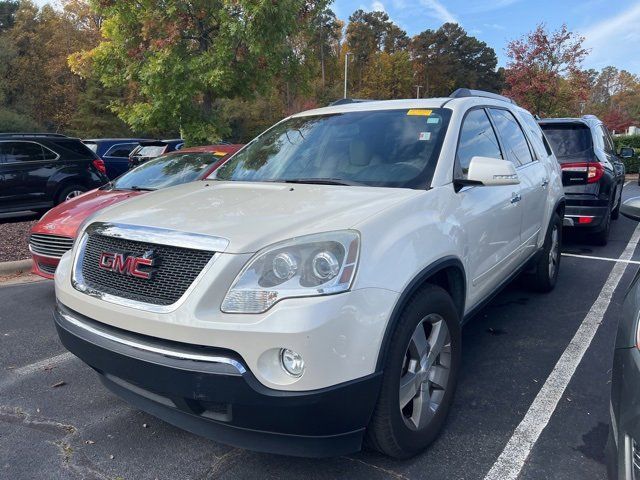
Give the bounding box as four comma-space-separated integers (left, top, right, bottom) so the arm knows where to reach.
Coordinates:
0, 132, 68, 138
449, 88, 516, 105
329, 98, 374, 106
581, 114, 598, 120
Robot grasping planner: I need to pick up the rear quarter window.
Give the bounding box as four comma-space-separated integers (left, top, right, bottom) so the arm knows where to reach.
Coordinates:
50, 139, 98, 160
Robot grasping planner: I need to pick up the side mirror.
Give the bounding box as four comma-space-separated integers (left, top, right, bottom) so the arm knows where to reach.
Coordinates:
620, 147, 635, 158
621, 197, 640, 221
467, 156, 520, 186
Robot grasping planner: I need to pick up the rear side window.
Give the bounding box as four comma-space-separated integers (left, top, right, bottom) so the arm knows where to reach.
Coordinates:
105, 143, 137, 158
0, 141, 57, 162
521, 112, 553, 157
488, 108, 534, 166
50, 139, 98, 160
539, 124, 593, 161
600, 126, 615, 153
84, 142, 98, 153
456, 109, 502, 177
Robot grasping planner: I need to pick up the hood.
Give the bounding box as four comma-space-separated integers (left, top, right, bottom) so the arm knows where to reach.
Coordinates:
32, 189, 145, 238
86, 181, 420, 253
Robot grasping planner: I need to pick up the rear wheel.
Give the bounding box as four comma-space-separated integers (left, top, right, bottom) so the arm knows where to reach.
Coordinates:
55, 184, 87, 205
529, 213, 562, 292
611, 191, 621, 220
366, 284, 461, 458
593, 208, 612, 246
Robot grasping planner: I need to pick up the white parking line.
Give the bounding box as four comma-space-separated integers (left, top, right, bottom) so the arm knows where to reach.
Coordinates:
0, 352, 75, 389
562, 252, 640, 265
484, 222, 640, 480
625, 180, 632, 187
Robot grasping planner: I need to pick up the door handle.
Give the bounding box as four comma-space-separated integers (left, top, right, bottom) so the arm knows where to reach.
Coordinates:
511, 193, 522, 204
541, 178, 549, 188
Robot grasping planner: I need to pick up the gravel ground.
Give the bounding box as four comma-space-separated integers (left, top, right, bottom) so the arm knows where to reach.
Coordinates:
0, 217, 37, 262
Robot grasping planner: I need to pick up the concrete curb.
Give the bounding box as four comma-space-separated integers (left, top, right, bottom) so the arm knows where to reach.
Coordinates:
0, 259, 32, 276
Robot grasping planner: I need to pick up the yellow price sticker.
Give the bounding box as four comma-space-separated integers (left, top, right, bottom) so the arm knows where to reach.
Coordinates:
213, 151, 227, 156
407, 109, 433, 116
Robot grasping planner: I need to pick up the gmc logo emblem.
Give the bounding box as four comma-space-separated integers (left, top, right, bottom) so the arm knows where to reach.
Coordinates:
98, 251, 159, 279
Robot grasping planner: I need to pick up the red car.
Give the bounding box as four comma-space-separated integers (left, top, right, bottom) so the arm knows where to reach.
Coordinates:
29, 144, 242, 279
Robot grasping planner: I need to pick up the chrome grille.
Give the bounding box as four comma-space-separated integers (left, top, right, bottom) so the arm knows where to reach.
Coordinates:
80, 234, 215, 306
29, 234, 74, 258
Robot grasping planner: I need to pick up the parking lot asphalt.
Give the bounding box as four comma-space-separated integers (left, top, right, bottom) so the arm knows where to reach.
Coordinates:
3, 184, 640, 480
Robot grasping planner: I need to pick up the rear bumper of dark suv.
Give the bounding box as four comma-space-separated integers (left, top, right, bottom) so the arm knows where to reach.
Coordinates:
564, 204, 609, 229
54, 303, 382, 457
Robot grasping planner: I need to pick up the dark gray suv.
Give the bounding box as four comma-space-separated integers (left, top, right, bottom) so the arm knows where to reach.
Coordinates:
539, 115, 626, 245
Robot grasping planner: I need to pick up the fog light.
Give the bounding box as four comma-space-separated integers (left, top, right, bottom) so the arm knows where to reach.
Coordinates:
280, 348, 304, 377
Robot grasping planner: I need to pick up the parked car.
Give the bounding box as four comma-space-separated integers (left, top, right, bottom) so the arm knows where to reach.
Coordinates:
52, 89, 564, 458
0, 133, 108, 215
607, 196, 640, 479
128, 139, 184, 169
29, 144, 241, 279
83, 138, 151, 179
538, 116, 626, 245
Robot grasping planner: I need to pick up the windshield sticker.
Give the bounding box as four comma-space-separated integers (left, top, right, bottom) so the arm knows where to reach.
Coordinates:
213, 151, 227, 156
427, 117, 440, 124
407, 109, 432, 116
418, 132, 432, 141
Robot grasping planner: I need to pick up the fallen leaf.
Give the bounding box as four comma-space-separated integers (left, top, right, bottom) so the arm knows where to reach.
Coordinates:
51, 381, 66, 388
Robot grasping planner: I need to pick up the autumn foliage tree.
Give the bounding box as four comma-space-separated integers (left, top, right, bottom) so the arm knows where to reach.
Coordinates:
504, 24, 589, 117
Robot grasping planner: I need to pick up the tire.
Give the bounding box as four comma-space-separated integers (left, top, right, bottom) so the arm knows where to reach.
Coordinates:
611, 191, 621, 220
605, 423, 617, 480
593, 208, 612, 246
55, 184, 87, 205
366, 284, 461, 458
528, 213, 562, 292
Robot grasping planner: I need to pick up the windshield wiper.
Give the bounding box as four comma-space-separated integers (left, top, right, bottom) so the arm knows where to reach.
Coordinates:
128, 186, 156, 191
281, 178, 365, 187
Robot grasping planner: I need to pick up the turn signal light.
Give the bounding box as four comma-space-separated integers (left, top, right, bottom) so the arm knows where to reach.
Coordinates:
560, 162, 604, 183
93, 158, 107, 175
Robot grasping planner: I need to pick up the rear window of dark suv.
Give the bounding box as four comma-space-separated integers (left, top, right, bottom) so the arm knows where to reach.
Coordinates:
539, 123, 593, 162
46, 139, 99, 160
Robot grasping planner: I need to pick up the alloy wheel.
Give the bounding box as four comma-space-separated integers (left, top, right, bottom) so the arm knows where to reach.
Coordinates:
399, 314, 452, 431
65, 190, 84, 201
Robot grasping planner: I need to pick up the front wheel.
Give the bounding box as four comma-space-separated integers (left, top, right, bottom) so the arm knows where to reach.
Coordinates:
56, 184, 87, 205
366, 284, 461, 458
529, 213, 562, 292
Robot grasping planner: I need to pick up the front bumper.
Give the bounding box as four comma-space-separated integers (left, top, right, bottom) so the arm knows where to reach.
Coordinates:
54, 303, 382, 457
609, 346, 640, 478
30, 252, 58, 279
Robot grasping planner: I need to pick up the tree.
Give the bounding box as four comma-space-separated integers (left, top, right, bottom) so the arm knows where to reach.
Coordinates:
503, 24, 589, 116
70, 0, 328, 144
411, 23, 502, 97
345, 10, 408, 93
0, 0, 18, 32
360, 51, 413, 99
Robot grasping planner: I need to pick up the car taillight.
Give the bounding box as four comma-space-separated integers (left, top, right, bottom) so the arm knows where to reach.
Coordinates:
560, 162, 604, 183
93, 158, 106, 175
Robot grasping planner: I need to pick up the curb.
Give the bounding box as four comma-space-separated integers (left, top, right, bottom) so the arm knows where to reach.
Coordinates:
0, 259, 32, 276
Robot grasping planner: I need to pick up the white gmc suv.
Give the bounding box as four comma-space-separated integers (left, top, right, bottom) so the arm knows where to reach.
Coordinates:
54, 89, 564, 458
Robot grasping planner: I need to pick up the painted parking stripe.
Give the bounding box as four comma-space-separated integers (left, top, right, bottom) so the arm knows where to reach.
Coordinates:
0, 352, 75, 389
562, 252, 640, 265
625, 180, 632, 187
484, 222, 640, 480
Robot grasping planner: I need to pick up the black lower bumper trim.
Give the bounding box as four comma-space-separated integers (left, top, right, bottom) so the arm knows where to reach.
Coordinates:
54, 303, 382, 457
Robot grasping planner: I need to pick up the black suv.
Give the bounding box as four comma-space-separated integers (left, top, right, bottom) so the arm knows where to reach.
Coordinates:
538, 116, 626, 245
0, 133, 109, 214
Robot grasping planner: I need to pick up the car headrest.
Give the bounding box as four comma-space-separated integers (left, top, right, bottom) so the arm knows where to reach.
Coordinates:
349, 140, 370, 167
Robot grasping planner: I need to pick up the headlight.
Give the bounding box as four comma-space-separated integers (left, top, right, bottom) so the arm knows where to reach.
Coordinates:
221, 230, 360, 313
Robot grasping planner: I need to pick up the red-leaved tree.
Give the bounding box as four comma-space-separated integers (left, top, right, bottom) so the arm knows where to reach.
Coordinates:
503, 24, 590, 117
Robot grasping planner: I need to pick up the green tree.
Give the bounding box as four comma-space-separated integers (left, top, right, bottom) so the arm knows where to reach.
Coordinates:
71, 0, 328, 144
411, 23, 502, 98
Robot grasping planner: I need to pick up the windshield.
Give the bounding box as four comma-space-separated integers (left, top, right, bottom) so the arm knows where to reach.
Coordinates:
113, 152, 219, 190
539, 124, 593, 160
212, 108, 451, 188
134, 145, 166, 158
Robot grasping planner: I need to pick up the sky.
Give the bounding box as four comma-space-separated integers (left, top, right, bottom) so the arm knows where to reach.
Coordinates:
34, 0, 640, 74
332, 0, 640, 73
